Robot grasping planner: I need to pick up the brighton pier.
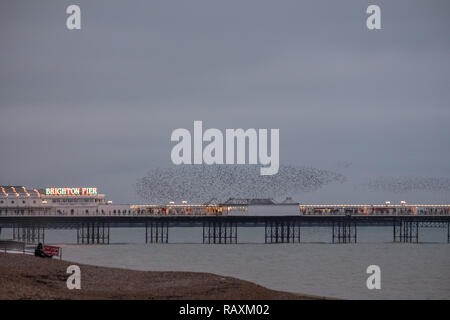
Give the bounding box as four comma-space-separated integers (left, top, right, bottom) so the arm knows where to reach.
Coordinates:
0, 186, 449, 245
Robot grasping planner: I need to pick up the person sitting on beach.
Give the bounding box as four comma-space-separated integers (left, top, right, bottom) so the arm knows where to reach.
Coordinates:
34, 243, 51, 258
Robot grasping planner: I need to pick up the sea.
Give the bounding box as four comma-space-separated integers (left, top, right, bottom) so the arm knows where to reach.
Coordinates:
1, 226, 449, 299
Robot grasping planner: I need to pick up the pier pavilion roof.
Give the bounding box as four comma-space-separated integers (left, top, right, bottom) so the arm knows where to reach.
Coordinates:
222, 198, 277, 205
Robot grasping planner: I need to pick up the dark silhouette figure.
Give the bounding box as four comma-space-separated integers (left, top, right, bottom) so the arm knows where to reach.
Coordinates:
34, 243, 51, 258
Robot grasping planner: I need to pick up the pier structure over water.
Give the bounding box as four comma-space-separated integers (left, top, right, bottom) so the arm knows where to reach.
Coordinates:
1, 186, 450, 244
77, 222, 110, 244
1, 215, 449, 245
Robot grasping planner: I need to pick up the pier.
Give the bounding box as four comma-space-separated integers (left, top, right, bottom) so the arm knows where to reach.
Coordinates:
0, 215, 449, 245
1, 186, 449, 244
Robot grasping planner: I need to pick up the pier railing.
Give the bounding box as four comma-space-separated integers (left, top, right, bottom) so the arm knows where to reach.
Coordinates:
0, 204, 450, 217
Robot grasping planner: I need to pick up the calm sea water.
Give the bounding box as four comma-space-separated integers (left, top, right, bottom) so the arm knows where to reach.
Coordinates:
2, 227, 449, 299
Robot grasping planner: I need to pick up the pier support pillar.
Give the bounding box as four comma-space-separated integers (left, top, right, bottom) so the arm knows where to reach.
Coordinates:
448, 222, 449, 244
264, 219, 301, 244
332, 219, 357, 244
12, 224, 45, 244
146, 220, 169, 243
393, 220, 419, 243
203, 221, 237, 244
77, 223, 110, 244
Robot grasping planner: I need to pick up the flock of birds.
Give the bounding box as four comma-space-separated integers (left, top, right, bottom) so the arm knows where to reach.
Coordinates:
135, 164, 450, 203
365, 176, 450, 193
135, 165, 345, 204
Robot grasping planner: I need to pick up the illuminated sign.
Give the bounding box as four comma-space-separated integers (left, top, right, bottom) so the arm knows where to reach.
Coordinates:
45, 187, 98, 196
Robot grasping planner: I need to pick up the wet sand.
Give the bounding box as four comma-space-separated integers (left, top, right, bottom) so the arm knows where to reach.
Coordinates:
0, 253, 323, 300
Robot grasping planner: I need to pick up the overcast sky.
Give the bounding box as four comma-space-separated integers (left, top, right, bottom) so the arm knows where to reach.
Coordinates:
1, 0, 449, 203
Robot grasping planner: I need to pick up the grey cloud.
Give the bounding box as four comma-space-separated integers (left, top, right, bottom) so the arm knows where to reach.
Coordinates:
1, 0, 449, 203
